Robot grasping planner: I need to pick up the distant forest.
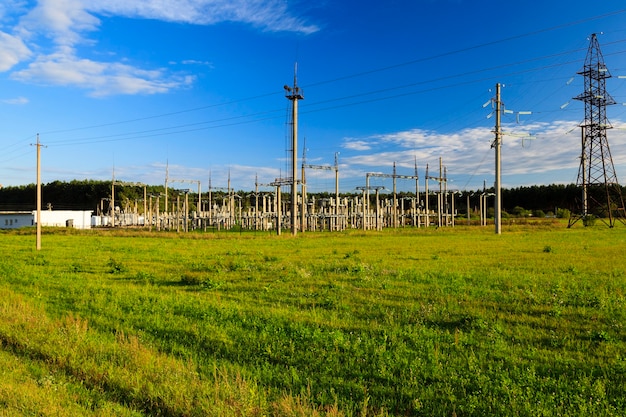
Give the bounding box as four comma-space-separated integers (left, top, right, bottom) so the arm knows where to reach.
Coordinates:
0, 179, 612, 217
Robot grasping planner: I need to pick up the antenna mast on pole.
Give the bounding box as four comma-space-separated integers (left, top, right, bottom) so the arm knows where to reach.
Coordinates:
569, 33, 626, 227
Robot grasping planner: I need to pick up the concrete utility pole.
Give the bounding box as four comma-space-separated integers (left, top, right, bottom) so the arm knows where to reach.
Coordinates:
31, 134, 44, 250
414, 156, 420, 227
111, 168, 115, 227
301, 146, 307, 233
164, 161, 169, 218
284, 64, 303, 236
493, 83, 503, 235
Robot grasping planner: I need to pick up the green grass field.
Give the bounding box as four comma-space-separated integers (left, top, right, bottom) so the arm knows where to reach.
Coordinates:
0, 222, 625, 416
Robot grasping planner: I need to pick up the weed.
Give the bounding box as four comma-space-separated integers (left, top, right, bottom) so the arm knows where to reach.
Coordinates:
180, 272, 206, 285
134, 271, 155, 284
106, 258, 127, 274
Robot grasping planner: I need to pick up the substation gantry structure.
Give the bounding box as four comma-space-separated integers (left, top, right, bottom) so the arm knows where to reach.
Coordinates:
568, 33, 626, 227
356, 185, 386, 231
110, 179, 147, 228
302, 152, 340, 231
269, 176, 294, 236
206, 172, 234, 231
366, 160, 420, 229
424, 160, 448, 228
167, 178, 201, 232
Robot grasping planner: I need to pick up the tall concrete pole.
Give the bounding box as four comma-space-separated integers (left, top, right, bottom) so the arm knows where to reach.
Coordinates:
111, 169, 115, 228
438, 157, 443, 227
35, 134, 42, 250
494, 83, 502, 235
254, 177, 259, 229
415, 157, 420, 228
164, 161, 169, 220
285, 64, 303, 236
366, 173, 370, 230
335, 153, 340, 231
393, 162, 398, 228
301, 154, 307, 233
276, 185, 282, 236
425, 164, 429, 227
143, 186, 147, 228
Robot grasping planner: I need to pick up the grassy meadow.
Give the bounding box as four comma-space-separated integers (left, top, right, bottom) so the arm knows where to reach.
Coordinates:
0, 221, 625, 416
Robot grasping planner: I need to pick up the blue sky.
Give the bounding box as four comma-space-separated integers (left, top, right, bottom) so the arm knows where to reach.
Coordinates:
1, 1, 626, 194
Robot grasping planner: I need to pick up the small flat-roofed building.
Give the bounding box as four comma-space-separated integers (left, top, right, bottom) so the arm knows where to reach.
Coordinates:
0, 210, 93, 230
0, 211, 34, 229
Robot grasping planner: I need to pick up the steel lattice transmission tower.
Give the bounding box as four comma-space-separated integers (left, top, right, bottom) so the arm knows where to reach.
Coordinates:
568, 33, 626, 228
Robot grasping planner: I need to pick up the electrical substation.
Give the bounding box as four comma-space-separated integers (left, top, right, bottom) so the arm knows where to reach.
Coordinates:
95, 155, 469, 233
92, 66, 474, 233
25, 34, 626, 234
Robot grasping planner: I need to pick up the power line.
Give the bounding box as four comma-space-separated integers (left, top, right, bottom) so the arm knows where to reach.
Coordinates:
33, 10, 626, 139
41, 45, 624, 147
302, 9, 626, 88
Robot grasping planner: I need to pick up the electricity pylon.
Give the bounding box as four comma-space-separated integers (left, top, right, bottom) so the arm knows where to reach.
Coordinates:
569, 33, 626, 227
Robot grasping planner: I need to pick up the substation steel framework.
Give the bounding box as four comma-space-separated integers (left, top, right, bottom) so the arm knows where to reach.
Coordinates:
569, 33, 626, 227
366, 161, 420, 229
302, 152, 340, 231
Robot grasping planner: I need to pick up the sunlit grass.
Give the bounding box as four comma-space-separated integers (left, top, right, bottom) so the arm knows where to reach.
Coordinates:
0, 222, 625, 416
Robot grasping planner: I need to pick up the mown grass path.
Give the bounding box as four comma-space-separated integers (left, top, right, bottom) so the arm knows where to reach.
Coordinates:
0, 223, 625, 416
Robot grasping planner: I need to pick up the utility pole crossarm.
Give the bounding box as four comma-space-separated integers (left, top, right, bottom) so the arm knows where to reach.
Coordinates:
303, 164, 335, 171
368, 172, 419, 180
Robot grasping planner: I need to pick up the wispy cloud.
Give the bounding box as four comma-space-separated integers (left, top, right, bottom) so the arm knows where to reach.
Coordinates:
179, 60, 214, 67
87, 0, 319, 34
342, 139, 374, 151
2, 96, 29, 105
2, 0, 317, 96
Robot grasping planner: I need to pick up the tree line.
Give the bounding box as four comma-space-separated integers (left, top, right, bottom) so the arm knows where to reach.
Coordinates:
0, 179, 616, 217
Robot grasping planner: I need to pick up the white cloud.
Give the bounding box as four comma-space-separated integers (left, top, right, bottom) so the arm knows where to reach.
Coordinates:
18, 0, 100, 46
4, 0, 317, 96
2, 96, 29, 105
86, 0, 319, 34
12, 51, 195, 96
0, 31, 31, 71
338, 119, 626, 188
343, 139, 374, 151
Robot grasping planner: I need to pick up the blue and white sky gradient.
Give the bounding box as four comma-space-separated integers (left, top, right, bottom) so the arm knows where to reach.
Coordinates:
1, 1, 626, 194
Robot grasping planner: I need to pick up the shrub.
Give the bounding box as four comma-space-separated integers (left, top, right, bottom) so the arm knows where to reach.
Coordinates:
556, 208, 571, 219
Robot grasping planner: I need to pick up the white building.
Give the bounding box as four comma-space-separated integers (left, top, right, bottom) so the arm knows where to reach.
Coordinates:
0, 211, 33, 229
0, 210, 93, 230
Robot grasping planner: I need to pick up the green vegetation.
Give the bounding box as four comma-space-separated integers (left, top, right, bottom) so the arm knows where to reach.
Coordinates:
0, 223, 625, 416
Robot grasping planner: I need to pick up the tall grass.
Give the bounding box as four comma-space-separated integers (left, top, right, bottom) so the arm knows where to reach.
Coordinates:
0, 223, 625, 415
